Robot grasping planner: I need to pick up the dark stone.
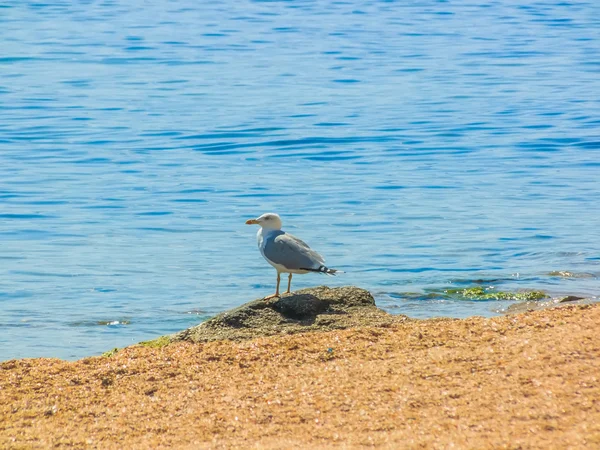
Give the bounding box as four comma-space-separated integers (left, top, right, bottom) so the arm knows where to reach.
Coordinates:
171, 286, 406, 343
505, 295, 591, 314
559, 296, 586, 303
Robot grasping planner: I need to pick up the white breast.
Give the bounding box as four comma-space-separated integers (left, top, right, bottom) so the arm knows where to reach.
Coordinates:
256, 228, 289, 273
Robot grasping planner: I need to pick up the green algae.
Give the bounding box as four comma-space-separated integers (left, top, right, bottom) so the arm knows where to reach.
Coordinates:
138, 335, 172, 348
102, 348, 120, 358
392, 286, 548, 302
102, 336, 172, 357
444, 286, 547, 301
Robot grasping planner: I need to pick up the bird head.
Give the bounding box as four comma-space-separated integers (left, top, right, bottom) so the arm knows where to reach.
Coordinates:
245, 213, 282, 230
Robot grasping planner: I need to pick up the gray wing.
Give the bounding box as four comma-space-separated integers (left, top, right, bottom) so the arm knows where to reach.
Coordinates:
263, 232, 325, 270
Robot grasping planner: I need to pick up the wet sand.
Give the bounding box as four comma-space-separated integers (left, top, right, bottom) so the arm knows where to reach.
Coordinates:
1, 304, 599, 449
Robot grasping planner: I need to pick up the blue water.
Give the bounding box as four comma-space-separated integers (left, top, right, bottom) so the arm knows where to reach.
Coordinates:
1, 1, 599, 361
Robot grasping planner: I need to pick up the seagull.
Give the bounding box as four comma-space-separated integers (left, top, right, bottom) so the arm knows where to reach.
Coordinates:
245, 213, 342, 299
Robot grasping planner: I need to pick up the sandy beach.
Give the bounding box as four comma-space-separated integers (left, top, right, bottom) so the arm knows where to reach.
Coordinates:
1, 304, 599, 449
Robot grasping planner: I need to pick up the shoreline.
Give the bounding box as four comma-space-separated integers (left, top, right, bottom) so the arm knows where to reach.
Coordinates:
2, 304, 599, 448
1, 285, 594, 363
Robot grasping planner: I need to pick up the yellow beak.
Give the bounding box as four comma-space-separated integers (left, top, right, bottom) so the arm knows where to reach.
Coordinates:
245, 219, 258, 225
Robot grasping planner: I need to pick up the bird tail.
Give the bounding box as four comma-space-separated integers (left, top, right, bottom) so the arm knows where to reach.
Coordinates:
301, 265, 344, 276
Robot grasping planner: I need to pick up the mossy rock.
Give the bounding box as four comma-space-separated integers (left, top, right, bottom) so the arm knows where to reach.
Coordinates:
172, 286, 407, 343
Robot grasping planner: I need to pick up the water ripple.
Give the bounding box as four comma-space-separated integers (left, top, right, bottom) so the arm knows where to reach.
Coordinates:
1, 0, 599, 360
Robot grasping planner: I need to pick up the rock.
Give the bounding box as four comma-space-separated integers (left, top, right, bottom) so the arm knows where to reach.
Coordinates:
172, 286, 405, 343
559, 295, 586, 303
548, 271, 596, 278
504, 295, 591, 315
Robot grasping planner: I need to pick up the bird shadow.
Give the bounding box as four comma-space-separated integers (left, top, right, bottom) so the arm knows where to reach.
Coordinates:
270, 293, 333, 323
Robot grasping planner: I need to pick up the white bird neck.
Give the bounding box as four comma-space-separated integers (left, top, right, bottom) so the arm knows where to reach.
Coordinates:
260, 225, 281, 234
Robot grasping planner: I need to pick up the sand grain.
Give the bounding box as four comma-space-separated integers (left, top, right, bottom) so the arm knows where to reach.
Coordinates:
1, 305, 599, 449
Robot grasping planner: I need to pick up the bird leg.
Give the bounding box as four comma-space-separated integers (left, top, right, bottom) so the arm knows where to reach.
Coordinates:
284, 273, 292, 294
264, 273, 281, 300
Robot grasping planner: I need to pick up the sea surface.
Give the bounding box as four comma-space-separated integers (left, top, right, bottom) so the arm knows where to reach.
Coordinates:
1, 0, 599, 361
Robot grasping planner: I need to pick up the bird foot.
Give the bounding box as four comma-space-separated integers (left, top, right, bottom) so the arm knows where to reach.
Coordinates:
263, 293, 280, 300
